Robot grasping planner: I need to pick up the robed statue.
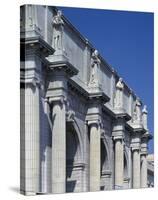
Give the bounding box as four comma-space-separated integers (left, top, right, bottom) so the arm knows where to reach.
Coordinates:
89, 50, 101, 87
52, 10, 64, 50
114, 78, 124, 108
133, 98, 142, 123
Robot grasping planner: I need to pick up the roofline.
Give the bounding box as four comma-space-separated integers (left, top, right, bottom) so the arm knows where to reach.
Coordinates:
50, 6, 143, 103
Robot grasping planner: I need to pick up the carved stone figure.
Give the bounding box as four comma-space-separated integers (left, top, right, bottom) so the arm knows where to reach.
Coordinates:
89, 50, 101, 86
142, 105, 148, 129
114, 78, 124, 108
133, 98, 142, 123
52, 10, 64, 50
142, 105, 148, 114
66, 110, 75, 122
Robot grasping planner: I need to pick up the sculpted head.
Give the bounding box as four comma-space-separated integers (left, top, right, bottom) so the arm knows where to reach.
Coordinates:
136, 98, 141, 106
119, 77, 123, 82
57, 10, 62, 17
142, 105, 148, 113
94, 49, 99, 56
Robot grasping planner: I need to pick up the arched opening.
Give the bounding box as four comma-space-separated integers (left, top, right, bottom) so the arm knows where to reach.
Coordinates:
100, 139, 110, 190
66, 121, 83, 192
124, 153, 128, 178
101, 140, 109, 175
123, 152, 129, 188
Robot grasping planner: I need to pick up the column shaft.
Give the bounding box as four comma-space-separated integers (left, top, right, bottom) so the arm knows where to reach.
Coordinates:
52, 101, 66, 193
114, 139, 124, 189
20, 84, 40, 195
141, 154, 147, 188
89, 123, 100, 191
132, 149, 140, 188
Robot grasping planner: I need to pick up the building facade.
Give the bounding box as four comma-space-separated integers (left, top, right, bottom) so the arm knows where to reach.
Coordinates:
20, 5, 153, 195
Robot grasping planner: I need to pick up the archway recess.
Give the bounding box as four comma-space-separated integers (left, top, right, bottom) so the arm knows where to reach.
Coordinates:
66, 120, 84, 192
100, 138, 111, 190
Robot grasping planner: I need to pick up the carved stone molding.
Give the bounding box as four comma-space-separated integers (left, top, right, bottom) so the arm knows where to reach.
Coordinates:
48, 95, 67, 108
66, 110, 75, 122
21, 35, 55, 59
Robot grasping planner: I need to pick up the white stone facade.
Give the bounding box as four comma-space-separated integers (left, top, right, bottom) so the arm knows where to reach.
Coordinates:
20, 5, 153, 195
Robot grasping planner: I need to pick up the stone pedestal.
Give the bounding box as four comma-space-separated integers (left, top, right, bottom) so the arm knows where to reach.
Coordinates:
114, 137, 124, 189
132, 148, 140, 188
50, 98, 66, 193
89, 121, 101, 191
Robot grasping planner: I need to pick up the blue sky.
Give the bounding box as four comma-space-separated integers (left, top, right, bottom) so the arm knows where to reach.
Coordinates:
59, 6, 154, 153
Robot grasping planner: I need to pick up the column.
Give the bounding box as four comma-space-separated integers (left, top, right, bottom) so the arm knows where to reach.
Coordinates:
114, 137, 124, 189
51, 98, 66, 193
112, 117, 125, 190
129, 148, 132, 188
20, 81, 40, 195
89, 122, 101, 191
140, 154, 147, 188
132, 148, 140, 188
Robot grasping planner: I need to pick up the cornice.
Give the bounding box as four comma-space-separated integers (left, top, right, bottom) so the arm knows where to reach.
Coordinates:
68, 79, 89, 100
20, 35, 55, 57
127, 122, 146, 135
48, 60, 79, 77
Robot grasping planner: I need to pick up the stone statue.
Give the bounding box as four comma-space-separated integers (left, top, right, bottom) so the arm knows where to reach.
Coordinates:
142, 105, 148, 129
114, 78, 124, 108
89, 50, 101, 86
52, 10, 64, 50
133, 98, 142, 123
142, 105, 148, 113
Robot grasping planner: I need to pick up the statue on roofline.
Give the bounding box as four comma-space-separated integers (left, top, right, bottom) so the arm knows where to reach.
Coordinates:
133, 98, 142, 123
114, 77, 124, 108
89, 50, 101, 87
52, 10, 64, 50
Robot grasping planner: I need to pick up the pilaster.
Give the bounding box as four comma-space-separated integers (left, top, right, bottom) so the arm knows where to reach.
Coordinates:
86, 82, 109, 191
131, 146, 141, 188
131, 131, 141, 189
112, 117, 125, 189
20, 35, 54, 195
140, 132, 152, 188
49, 96, 66, 193
46, 46, 78, 193
88, 120, 101, 191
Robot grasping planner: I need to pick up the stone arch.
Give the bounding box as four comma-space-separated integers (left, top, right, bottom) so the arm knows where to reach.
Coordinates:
100, 137, 111, 191
124, 150, 129, 179
66, 118, 84, 192
101, 138, 110, 175
72, 118, 84, 161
